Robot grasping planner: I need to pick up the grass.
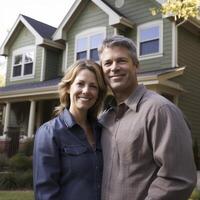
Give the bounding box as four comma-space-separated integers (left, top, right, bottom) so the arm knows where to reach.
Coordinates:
0, 190, 34, 200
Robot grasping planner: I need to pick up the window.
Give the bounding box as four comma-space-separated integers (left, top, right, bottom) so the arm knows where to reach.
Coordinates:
75, 28, 105, 62
138, 20, 163, 59
11, 46, 35, 80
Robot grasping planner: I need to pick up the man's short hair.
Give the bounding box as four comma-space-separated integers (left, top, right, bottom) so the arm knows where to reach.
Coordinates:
98, 35, 139, 67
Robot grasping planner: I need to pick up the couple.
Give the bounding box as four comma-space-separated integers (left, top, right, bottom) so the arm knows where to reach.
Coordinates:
33, 35, 197, 200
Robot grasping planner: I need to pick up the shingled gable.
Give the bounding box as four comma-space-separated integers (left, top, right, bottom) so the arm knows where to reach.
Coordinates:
0, 14, 65, 56
53, 0, 134, 41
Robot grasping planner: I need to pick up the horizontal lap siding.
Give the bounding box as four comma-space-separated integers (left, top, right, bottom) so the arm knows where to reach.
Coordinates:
173, 27, 200, 139
45, 49, 62, 80
67, 1, 109, 67
6, 26, 41, 85
104, 0, 172, 72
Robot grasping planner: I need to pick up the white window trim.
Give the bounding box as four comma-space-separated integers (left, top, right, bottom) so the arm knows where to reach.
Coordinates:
137, 20, 163, 61
10, 45, 36, 81
74, 27, 106, 62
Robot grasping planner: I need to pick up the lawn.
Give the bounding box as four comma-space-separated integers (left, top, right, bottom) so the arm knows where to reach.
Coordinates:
0, 190, 34, 200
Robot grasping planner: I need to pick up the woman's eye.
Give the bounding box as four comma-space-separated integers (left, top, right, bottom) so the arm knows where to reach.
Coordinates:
90, 85, 98, 89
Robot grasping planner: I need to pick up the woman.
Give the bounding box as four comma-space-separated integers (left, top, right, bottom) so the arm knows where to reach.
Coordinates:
33, 60, 107, 200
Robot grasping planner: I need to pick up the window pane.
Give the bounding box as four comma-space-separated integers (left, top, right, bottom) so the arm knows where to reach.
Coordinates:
90, 33, 104, 49
90, 48, 99, 61
25, 51, 34, 63
140, 39, 159, 56
77, 37, 87, 51
140, 26, 159, 42
13, 65, 21, 77
76, 51, 87, 60
14, 55, 22, 65
24, 63, 33, 75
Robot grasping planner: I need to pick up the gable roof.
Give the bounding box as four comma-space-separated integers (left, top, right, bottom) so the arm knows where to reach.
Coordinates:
22, 15, 56, 39
53, 0, 134, 41
0, 14, 64, 56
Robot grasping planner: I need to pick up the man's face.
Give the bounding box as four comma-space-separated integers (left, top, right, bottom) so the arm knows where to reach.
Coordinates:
100, 46, 138, 100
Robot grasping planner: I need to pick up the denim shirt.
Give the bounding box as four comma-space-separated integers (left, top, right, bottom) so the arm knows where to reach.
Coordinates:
33, 109, 103, 200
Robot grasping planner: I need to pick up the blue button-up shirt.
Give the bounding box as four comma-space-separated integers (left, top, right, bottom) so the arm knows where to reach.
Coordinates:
33, 109, 102, 200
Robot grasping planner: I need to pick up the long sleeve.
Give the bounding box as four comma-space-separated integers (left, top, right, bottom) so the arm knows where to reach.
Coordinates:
33, 123, 61, 200
145, 104, 197, 200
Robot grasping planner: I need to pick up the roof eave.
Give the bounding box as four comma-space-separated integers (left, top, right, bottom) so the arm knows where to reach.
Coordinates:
53, 0, 134, 41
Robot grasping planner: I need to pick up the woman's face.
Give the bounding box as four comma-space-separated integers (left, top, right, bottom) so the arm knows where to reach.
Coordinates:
69, 69, 99, 116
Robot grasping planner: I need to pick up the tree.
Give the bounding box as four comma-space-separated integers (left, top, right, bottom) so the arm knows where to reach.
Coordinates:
151, 0, 200, 21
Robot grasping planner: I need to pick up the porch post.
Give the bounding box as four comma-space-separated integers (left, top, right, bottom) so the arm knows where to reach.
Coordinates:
28, 100, 36, 137
3, 102, 11, 134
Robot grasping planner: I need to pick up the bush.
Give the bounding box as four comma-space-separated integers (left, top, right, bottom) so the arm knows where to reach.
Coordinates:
9, 153, 32, 171
0, 153, 9, 171
16, 170, 33, 189
0, 172, 17, 190
18, 138, 34, 156
190, 188, 200, 200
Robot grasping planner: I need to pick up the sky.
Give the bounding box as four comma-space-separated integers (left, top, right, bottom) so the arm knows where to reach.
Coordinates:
0, 0, 76, 75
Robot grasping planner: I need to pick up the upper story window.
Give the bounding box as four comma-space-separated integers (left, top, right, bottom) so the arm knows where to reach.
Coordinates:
137, 20, 163, 60
75, 27, 106, 62
11, 46, 35, 80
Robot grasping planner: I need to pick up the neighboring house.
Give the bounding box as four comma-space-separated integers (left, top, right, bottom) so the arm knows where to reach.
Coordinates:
0, 0, 200, 146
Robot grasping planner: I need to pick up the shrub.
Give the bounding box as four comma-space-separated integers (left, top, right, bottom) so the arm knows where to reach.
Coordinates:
189, 188, 200, 200
16, 170, 33, 189
8, 153, 32, 171
18, 138, 34, 156
0, 172, 17, 190
0, 153, 9, 171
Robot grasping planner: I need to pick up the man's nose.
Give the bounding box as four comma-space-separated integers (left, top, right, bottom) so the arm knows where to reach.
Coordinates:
111, 62, 120, 71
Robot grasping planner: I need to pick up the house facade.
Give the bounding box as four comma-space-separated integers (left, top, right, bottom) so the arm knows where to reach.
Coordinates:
0, 0, 200, 148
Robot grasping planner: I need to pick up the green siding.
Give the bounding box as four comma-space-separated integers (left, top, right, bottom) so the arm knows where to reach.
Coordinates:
45, 49, 62, 80
104, 0, 172, 72
173, 27, 200, 141
67, 1, 110, 67
5, 26, 42, 85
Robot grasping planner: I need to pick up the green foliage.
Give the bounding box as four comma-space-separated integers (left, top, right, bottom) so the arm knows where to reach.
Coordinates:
18, 138, 34, 156
190, 188, 200, 200
9, 153, 32, 171
0, 153, 9, 171
0, 191, 34, 200
16, 170, 33, 189
0, 172, 17, 190
150, 0, 200, 21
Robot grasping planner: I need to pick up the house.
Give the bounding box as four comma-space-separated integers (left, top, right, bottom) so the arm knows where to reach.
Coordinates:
0, 0, 200, 150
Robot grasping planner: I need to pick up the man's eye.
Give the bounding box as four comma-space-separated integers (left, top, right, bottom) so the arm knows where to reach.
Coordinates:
103, 62, 111, 67
77, 82, 84, 86
118, 59, 127, 63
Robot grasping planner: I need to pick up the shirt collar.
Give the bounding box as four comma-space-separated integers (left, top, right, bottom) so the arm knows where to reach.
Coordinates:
60, 108, 77, 128
61, 108, 101, 129
125, 84, 147, 112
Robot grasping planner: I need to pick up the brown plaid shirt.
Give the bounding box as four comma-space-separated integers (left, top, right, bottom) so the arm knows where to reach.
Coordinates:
100, 85, 196, 200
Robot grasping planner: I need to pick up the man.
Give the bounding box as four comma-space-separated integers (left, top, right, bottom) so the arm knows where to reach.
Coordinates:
98, 35, 197, 200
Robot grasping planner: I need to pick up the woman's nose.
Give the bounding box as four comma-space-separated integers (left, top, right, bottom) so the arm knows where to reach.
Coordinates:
82, 86, 90, 93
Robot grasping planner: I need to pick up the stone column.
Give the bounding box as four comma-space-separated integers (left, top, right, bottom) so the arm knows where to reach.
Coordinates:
27, 100, 36, 138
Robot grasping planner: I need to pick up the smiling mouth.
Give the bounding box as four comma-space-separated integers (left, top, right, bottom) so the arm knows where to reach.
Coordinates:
109, 74, 125, 79
78, 97, 90, 101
